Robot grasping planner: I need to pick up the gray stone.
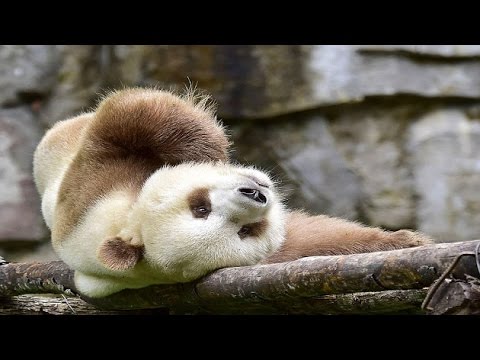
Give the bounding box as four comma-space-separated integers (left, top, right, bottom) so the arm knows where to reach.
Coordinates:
108, 45, 480, 119
408, 108, 480, 242
357, 45, 480, 57
39, 45, 104, 127
0, 45, 60, 106
108, 45, 314, 118
0, 108, 47, 241
231, 115, 362, 220
232, 104, 421, 229
329, 105, 416, 229
307, 46, 480, 105
0, 241, 59, 262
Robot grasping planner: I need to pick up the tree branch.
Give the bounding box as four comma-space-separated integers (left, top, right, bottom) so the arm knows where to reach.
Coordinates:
0, 295, 169, 315
0, 260, 76, 297
1, 241, 479, 314
1, 290, 427, 315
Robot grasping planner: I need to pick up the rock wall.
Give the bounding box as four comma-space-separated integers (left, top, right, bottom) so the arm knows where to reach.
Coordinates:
1, 45, 479, 261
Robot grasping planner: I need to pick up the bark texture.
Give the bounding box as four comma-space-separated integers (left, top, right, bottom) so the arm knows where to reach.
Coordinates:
1, 241, 479, 314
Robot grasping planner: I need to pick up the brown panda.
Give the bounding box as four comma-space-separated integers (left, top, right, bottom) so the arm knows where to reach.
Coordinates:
33, 87, 432, 297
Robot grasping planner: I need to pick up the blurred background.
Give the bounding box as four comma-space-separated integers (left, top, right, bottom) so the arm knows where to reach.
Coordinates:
1, 45, 480, 262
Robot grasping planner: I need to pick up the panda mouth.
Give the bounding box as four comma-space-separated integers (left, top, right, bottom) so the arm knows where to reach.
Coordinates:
238, 188, 267, 204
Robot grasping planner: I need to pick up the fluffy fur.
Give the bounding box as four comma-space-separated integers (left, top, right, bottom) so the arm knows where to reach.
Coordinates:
33, 87, 432, 297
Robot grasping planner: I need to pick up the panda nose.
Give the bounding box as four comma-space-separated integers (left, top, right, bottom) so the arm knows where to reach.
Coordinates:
238, 188, 267, 204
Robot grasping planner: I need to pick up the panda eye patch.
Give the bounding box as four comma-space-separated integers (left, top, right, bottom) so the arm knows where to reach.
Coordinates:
187, 187, 212, 219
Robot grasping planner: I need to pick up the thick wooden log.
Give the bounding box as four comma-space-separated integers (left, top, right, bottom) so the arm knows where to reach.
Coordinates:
0, 290, 427, 315
0, 294, 169, 315
1, 241, 479, 314
0, 259, 76, 297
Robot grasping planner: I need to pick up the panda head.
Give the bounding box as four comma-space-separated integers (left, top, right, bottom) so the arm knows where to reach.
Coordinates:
98, 162, 286, 282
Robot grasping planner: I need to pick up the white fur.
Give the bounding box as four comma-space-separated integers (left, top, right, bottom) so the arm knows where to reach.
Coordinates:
33, 115, 89, 228
49, 162, 286, 297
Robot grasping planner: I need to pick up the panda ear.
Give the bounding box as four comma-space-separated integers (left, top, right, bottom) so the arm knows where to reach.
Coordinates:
97, 236, 144, 271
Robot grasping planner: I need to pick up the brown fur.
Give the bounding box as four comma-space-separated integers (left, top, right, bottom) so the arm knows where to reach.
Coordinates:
187, 187, 212, 219
97, 236, 144, 271
52, 88, 230, 243
262, 211, 433, 264
33, 113, 92, 195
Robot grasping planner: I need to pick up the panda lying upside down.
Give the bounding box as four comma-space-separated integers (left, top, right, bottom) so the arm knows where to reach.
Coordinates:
33, 88, 433, 297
